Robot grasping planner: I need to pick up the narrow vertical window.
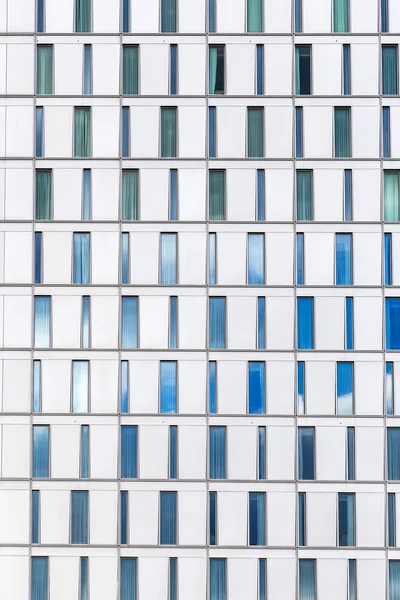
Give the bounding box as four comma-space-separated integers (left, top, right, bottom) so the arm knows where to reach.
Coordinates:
295, 46, 311, 95
382, 46, 398, 95
387, 362, 394, 415
83, 45, 92, 95
81, 296, 90, 348
121, 361, 129, 414
37, 0, 44, 32
345, 297, 353, 350
37, 46, 53, 94
161, 107, 177, 158
259, 559, 266, 600
71, 491, 88, 544
209, 107, 216, 158
121, 297, 138, 349
209, 170, 225, 220
74, 107, 91, 158
122, 0, 130, 32
390, 562, 400, 600
75, 0, 92, 32
169, 425, 177, 479
388, 428, 400, 480
31, 557, 48, 600
298, 361, 305, 415
36, 107, 43, 157
210, 426, 226, 479
333, 0, 349, 32
209, 0, 216, 32
389, 493, 396, 547
170, 169, 177, 220
248, 233, 265, 284
381, 0, 388, 33
122, 233, 130, 284
257, 170, 265, 221
32, 490, 40, 543
347, 426, 355, 481
210, 491, 217, 545
209, 361, 217, 414
338, 493, 355, 546
81, 425, 89, 478
122, 170, 138, 221
385, 233, 392, 285
169, 559, 177, 600
299, 492, 306, 546
258, 427, 266, 480
297, 170, 313, 221
33, 425, 49, 478
122, 107, 130, 158
348, 560, 356, 600
161, 0, 177, 32
248, 108, 264, 158
160, 491, 177, 545
123, 46, 139, 94
160, 361, 177, 414
34, 296, 51, 348
120, 491, 128, 544
80, 558, 88, 600
256, 45, 264, 95
170, 45, 177, 94
249, 492, 265, 546
160, 233, 177, 284
343, 44, 351, 95
247, 0, 262, 32
384, 171, 400, 221
297, 233, 304, 285
82, 169, 91, 220
257, 297, 265, 350
73, 233, 90, 284
35, 232, 42, 284
335, 107, 351, 158
121, 425, 138, 478
36, 170, 52, 220
169, 296, 177, 349
209, 47, 225, 94
299, 560, 315, 600
384, 106, 391, 158
248, 362, 265, 415
120, 558, 137, 600
296, 107, 303, 158
344, 169, 352, 221
210, 559, 226, 600
209, 233, 216, 284
72, 361, 89, 413
295, 0, 302, 32
298, 427, 315, 480
33, 360, 41, 413
209, 297, 226, 349
297, 297, 314, 350
336, 233, 352, 285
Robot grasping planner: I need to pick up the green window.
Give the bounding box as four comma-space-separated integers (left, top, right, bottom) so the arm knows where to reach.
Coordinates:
37, 46, 53, 95
333, 0, 349, 32
247, 0, 262, 32
36, 170, 52, 220
209, 171, 225, 221
161, 108, 177, 158
123, 46, 139, 95
75, 0, 91, 32
122, 170, 139, 220
247, 108, 264, 158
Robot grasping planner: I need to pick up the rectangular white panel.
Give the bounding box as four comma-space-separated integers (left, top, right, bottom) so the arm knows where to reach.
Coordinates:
317, 559, 348, 600
227, 44, 255, 95
305, 233, 334, 286
178, 296, 206, 349
266, 232, 293, 285
41, 360, 71, 413
90, 360, 119, 413
306, 362, 336, 415
267, 297, 294, 351
316, 426, 346, 480
357, 560, 385, 600
90, 491, 118, 545
90, 425, 118, 479
218, 491, 247, 546
140, 45, 169, 95
313, 44, 342, 95
179, 46, 206, 95
228, 169, 256, 221
129, 491, 158, 545
179, 425, 206, 480
228, 426, 257, 479
140, 169, 169, 221
314, 169, 343, 221
267, 492, 296, 546
353, 232, 381, 285
352, 106, 379, 159
218, 107, 246, 158
228, 558, 257, 600
130, 232, 159, 284
41, 491, 69, 544
217, 233, 246, 285
178, 491, 207, 545
139, 425, 168, 479
218, 360, 247, 414
52, 296, 81, 349
352, 43, 379, 95
131, 107, 159, 158
51, 424, 80, 479
179, 361, 207, 414
354, 297, 382, 351
3, 359, 30, 413
92, 107, 120, 158
228, 296, 256, 349
356, 427, 384, 481
357, 493, 385, 547
267, 361, 295, 415
49, 558, 79, 600
307, 492, 336, 546
91, 296, 119, 349
355, 362, 383, 416
304, 107, 332, 158
265, 106, 292, 159
179, 107, 206, 159
315, 296, 344, 351
267, 426, 295, 480
139, 296, 169, 349
4, 232, 32, 284
130, 360, 159, 414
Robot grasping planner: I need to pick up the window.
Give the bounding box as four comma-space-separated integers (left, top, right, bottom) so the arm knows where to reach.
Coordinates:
299, 492, 306, 546
71, 491, 88, 544
122, 170, 138, 220
210, 559, 226, 600
83, 45, 92, 94
297, 297, 313, 350
121, 233, 129, 284
297, 170, 313, 221
247, 0, 262, 32
295, 46, 311, 95
210, 491, 217, 545
80, 296, 90, 349
209, 361, 217, 414
169, 297, 177, 349
82, 169, 91, 220
249, 492, 265, 546
389, 429, 400, 481
343, 44, 351, 94
74, 107, 91, 157
33, 425, 49, 478
72, 361, 89, 413
210, 426, 226, 479
335, 233, 352, 285
161, 107, 177, 157
334, 107, 351, 157
382, 0, 388, 32
247, 108, 264, 158
122, 106, 130, 157
73, 233, 90, 284
256, 45, 264, 95
170, 44, 177, 94
257, 297, 265, 350
298, 362, 305, 414
36, 170, 52, 220
35, 232, 42, 284
347, 427, 355, 480
299, 560, 315, 600
37, 46, 53, 94
259, 559, 267, 600
169, 425, 177, 478
209, 170, 225, 220
160, 361, 177, 413
248, 234, 265, 284
31, 557, 48, 600
160, 233, 177, 284
33, 360, 41, 413
161, 0, 176, 32
37, 0, 44, 32
123, 0, 130, 32
345, 297, 353, 350
333, 0, 349, 32
120, 558, 137, 600
297, 233, 304, 285
248, 362, 265, 414
36, 107, 43, 157
32, 490, 39, 543
120, 491, 128, 544
121, 297, 138, 348
121, 361, 129, 413
209, 297, 225, 349
338, 493, 355, 546
298, 427, 315, 480
170, 169, 177, 220
160, 491, 177, 544
209, 233, 216, 284
295, 0, 302, 32
258, 426, 266, 479
296, 107, 303, 158
389, 493, 396, 547
123, 46, 139, 95
209, 0, 215, 32
34, 296, 51, 348
169, 559, 177, 600
387, 362, 394, 415
209, 46, 224, 94
390, 561, 400, 600
386, 299, 400, 350
344, 169, 352, 220
348, 560, 356, 600
209, 107, 216, 158
80, 558, 88, 600
75, 0, 91, 32
257, 170, 265, 221
383, 106, 391, 158
81, 425, 89, 478
385, 171, 400, 221
383, 46, 398, 95
385, 233, 392, 285
121, 425, 138, 478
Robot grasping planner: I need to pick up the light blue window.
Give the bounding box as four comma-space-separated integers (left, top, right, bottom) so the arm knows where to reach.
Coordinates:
298, 361, 305, 415
209, 0, 215, 32
161, 107, 177, 157
248, 362, 265, 415
336, 233, 352, 285
122, 170, 138, 220
122, 107, 130, 157
170, 169, 177, 220
338, 493, 355, 546
299, 559, 315, 600
388, 428, 400, 480
249, 492, 265, 546
209, 47, 224, 94
384, 106, 391, 158
209, 170, 225, 220
298, 427, 315, 480
80, 557, 88, 600
169, 425, 177, 478
335, 107, 351, 158
296, 107, 303, 158
348, 560, 356, 600
209, 233, 216, 284
248, 233, 265, 284
81, 169, 91, 220
73, 233, 90, 284
389, 493, 396, 547
248, 108, 264, 158
169, 296, 177, 349
82, 296, 90, 348
121, 297, 138, 349
210, 426, 226, 479
71, 491, 88, 544
74, 107, 91, 157
81, 425, 89, 478
295, 46, 311, 95
299, 492, 306, 546
160, 491, 177, 545
72, 361, 89, 413
32, 490, 39, 543
33, 360, 41, 413
83, 45, 92, 94
345, 297, 353, 350
297, 170, 312, 221
382, 0, 388, 32
337, 362, 353, 415
121, 425, 137, 478
37, 0, 44, 32
386, 298, 400, 350
297, 233, 304, 285
247, 0, 262, 32
169, 558, 177, 600
36, 169, 52, 220
121, 360, 129, 414
257, 170, 265, 221
120, 491, 128, 544
121, 233, 129, 284
385, 171, 400, 222
161, 233, 177, 284
209, 361, 217, 414
343, 45, 351, 95
386, 233, 392, 285
31, 557, 48, 600
383, 46, 398, 95
256, 45, 264, 95
209, 297, 225, 349
333, 0, 349, 32
209, 107, 216, 158
297, 297, 313, 350
387, 362, 394, 415
75, 0, 91, 32
123, 0, 130, 32
160, 361, 177, 414
257, 297, 265, 350
344, 169, 352, 221
390, 561, 400, 600
35, 232, 42, 284
210, 559, 226, 600
34, 296, 51, 348
347, 427, 355, 480
170, 45, 177, 94
295, 0, 302, 32
258, 426, 266, 479
37, 46, 53, 94
120, 558, 137, 600
161, 0, 176, 32
259, 559, 266, 600
36, 107, 43, 157
210, 491, 217, 545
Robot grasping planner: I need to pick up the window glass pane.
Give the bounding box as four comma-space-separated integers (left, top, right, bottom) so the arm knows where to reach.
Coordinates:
122, 233, 129, 284
259, 559, 266, 600
80, 557, 88, 600
33, 425, 49, 478
33, 360, 41, 413
160, 361, 177, 413
258, 427, 266, 479
247, 0, 262, 32
37, 0, 44, 32
169, 425, 177, 478
299, 560, 315, 600
389, 493, 396, 547
169, 559, 177, 600
120, 558, 137, 600
297, 170, 312, 221
298, 362, 305, 415
122, 107, 130, 157
209, 0, 215, 32
209, 47, 224, 94
160, 491, 177, 544
383, 46, 398, 95
385, 171, 400, 221
209, 297, 225, 349
74, 108, 91, 157
348, 560, 356, 600
345, 297, 353, 350
82, 296, 90, 348
390, 561, 400, 600
82, 169, 91, 220
37, 46, 53, 94
121, 491, 128, 544
386, 298, 400, 350
297, 233, 304, 285
209, 233, 216, 284
336, 233, 352, 285
387, 362, 394, 415
161, 0, 176, 32
388, 429, 400, 480
83, 45, 92, 94
121, 297, 138, 349
333, 0, 349, 32
35, 232, 42, 284
161, 107, 177, 157
73, 233, 90, 284
347, 427, 355, 480
36, 170, 52, 220
299, 492, 306, 546
209, 361, 217, 414
36, 107, 43, 157
248, 362, 265, 415
121, 361, 129, 414
257, 297, 265, 350
256, 45, 264, 95
384, 106, 391, 158
34, 296, 50, 348
170, 169, 177, 220
122, 170, 138, 220
210, 491, 217, 545
31, 557, 48, 600
381, 0, 388, 32
335, 107, 351, 157
343, 44, 351, 94
386, 233, 392, 285
295, 0, 302, 32
297, 297, 313, 350
248, 108, 264, 157
338, 493, 355, 546
295, 46, 311, 95
248, 234, 265, 284
296, 107, 303, 158
161, 233, 177, 284
209, 171, 225, 220
76, 0, 91, 32
123, 0, 130, 32
72, 361, 89, 413
249, 492, 265, 545
210, 559, 226, 600
123, 46, 138, 94
257, 170, 265, 221
298, 427, 315, 480
169, 296, 177, 349
210, 427, 226, 479
344, 169, 352, 221
32, 490, 39, 543
170, 45, 177, 94
81, 425, 89, 478
121, 426, 137, 478
209, 107, 216, 158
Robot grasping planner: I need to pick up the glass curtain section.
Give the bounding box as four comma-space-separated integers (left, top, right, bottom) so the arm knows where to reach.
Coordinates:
169, 296, 177, 349
121, 361, 129, 413
210, 491, 217, 545
209, 361, 217, 414
295, 46, 311, 95
210, 559, 226, 600
335, 108, 351, 157
299, 492, 306, 546
209, 297, 225, 349
123, 46, 139, 94
33, 360, 41, 413
298, 362, 305, 414
343, 45, 351, 95
161, 233, 177, 284
121, 491, 128, 544
297, 233, 304, 284
169, 425, 177, 478
37, 0, 44, 32
34, 296, 50, 348
210, 427, 226, 479
333, 0, 349, 32
247, 0, 262, 32
345, 297, 354, 350
161, 107, 177, 157
298, 427, 315, 480
388, 428, 400, 480
390, 561, 400, 600
122, 233, 129, 284
170, 169, 178, 220
31, 557, 48, 600
257, 170, 265, 221
81, 296, 90, 348
122, 170, 138, 220
209, 47, 224, 94
296, 107, 303, 158
299, 560, 316, 600
295, 0, 302, 32
337, 362, 353, 415
160, 491, 177, 544
347, 427, 355, 480
170, 45, 177, 94
71, 491, 88, 544
259, 559, 266, 600
35, 232, 42, 284
169, 559, 177, 600
344, 169, 352, 220
256, 45, 264, 95
385, 233, 392, 285
121, 426, 138, 478
381, 0, 388, 32
83, 169, 91, 220
160, 361, 177, 413
338, 493, 355, 546
349, 560, 356, 600
81, 425, 89, 477
384, 171, 399, 221
120, 558, 137, 600
209, 0, 215, 32
249, 492, 265, 546
121, 297, 138, 348
383, 106, 391, 157
161, 0, 176, 32
257, 296, 265, 349
387, 362, 394, 415
248, 234, 265, 284
248, 362, 265, 415
74, 108, 91, 157
389, 493, 396, 547
297, 170, 312, 221
386, 299, 400, 350
73, 233, 90, 284
33, 425, 49, 478
32, 490, 39, 543
123, 0, 130, 32
209, 107, 216, 158
209, 171, 225, 220
76, 0, 91, 32
248, 108, 264, 158
209, 233, 216, 284
336, 233, 352, 284
383, 46, 398, 95
72, 361, 89, 413
36, 107, 43, 157
258, 427, 266, 479
83, 45, 92, 94
37, 46, 53, 94
297, 297, 313, 349
80, 557, 88, 600
36, 170, 52, 219
122, 107, 130, 157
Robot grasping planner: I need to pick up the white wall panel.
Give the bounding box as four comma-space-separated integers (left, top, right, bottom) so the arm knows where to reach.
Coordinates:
0, 490, 29, 543
179, 169, 206, 221
313, 44, 342, 95
218, 492, 247, 546
91, 296, 119, 348
305, 233, 334, 286
179, 425, 206, 479
91, 360, 119, 413
46, 0, 74, 31
5, 168, 33, 220
228, 296, 256, 349
179, 361, 207, 414
267, 492, 296, 546
44, 107, 73, 158
2, 425, 29, 477
49, 558, 79, 600
317, 560, 348, 600
354, 232, 381, 285
267, 361, 295, 415
131, 107, 159, 158
354, 297, 382, 351
218, 360, 247, 414
268, 559, 296, 599
130, 232, 159, 284
228, 559, 257, 600
139, 425, 168, 479
316, 426, 346, 480
267, 297, 294, 350
356, 427, 384, 481
314, 169, 343, 221
93, 0, 119, 32
307, 492, 336, 546
53, 169, 82, 220
352, 169, 380, 221
6, 106, 33, 157
4, 295, 31, 348
90, 491, 117, 545
130, 360, 159, 413
3, 359, 30, 412
138, 558, 168, 600
227, 45, 255, 95
179, 0, 205, 32
55, 45, 82, 95
353, 106, 379, 159
51, 425, 80, 479
266, 169, 293, 221
265, 106, 292, 158
228, 426, 257, 479
306, 362, 336, 415
351, 0, 378, 32
129, 491, 158, 544
352, 44, 379, 95
355, 362, 383, 415
91, 425, 118, 479
265, 44, 292, 95
140, 169, 169, 221
89, 558, 118, 600
228, 169, 256, 221
8, 0, 34, 31
140, 45, 169, 95
266, 232, 293, 285
217, 0, 245, 32
179, 107, 206, 158
217, 233, 246, 285
179, 233, 206, 285
179, 491, 207, 545
7, 45, 34, 95
357, 560, 385, 600
41, 360, 71, 413
178, 296, 206, 349
140, 296, 169, 349
92, 168, 119, 220
315, 296, 344, 351
52, 296, 81, 348
267, 426, 295, 480
357, 493, 385, 547
131, 0, 158, 32
178, 559, 206, 600
92, 107, 120, 158
4, 232, 31, 283
41, 491, 69, 544
218, 107, 246, 158
0, 557, 28, 600
304, 107, 332, 158
303, 0, 331, 31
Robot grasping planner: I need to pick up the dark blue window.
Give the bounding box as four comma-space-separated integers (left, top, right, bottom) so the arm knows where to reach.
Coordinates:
122, 107, 130, 158
381, 0, 388, 32
347, 427, 355, 480
35, 232, 42, 284
343, 45, 351, 95
336, 233, 352, 285
297, 297, 313, 349
257, 297, 265, 349
123, 0, 130, 32
297, 233, 304, 285
389, 492, 396, 547
383, 107, 391, 158
170, 45, 177, 95
385, 233, 392, 285
121, 426, 137, 478
258, 427, 266, 479
209, 0, 216, 32
248, 362, 265, 414
295, 0, 302, 32
337, 362, 353, 415
120, 490, 128, 544
169, 425, 177, 478
249, 492, 265, 546
298, 361, 305, 414
298, 492, 306, 546
32, 490, 39, 543
121, 361, 129, 413
386, 299, 400, 350
210, 491, 217, 545
160, 491, 177, 545
209, 297, 225, 349
36, 107, 43, 157
170, 169, 178, 220
160, 361, 177, 414
256, 45, 264, 95
209, 361, 217, 414
37, 0, 44, 32
387, 362, 394, 415
298, 427, 315, 480
338, 493, 355, 546
210, 426, 225, 479
257, 170, 265, 221
346, 297, 353, 350
344, 169, 352, 221
33, 425, 49, 478
209, 107, 216, 158
296, 107, 303, 158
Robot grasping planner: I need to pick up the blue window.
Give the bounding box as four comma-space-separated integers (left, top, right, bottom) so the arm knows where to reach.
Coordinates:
82, 296, 90, 348
161, 233, 177, 284
80, 557, 88, 600
390, 561, 400, 600
31, 557, 48, 600
121, 233, 129, 284
248, 233, 265, 284
383, 46, 398, 95
72, 361, 89, 413
122, 107, 130, 157
209, 106, 216, 157
345, 297, 353, 350
120, 491, 128, 544
386, 298, 400, 350
347, 427, 355, 480
389, 492, 396, 547
210, 426, 226, 479
343, 44, 351, 95
210, 559, 226, 600
209, 297, 225, 349
123, 0, 130, 32
209, 46, 225, 94
248, 362, 265, 415
210, 491, 217, 545
299, 560, 315, 600
36, 106, 43, 157
349, 560, 356, 600
338, 493, 355, 546
259, 559, 266, 600
298, 427, 315, 480
170, 45, 177, 94
32, 490, 39, 543
73, 233, 90, 284
298, 361, 305, 415
256, 45, 264, 95
384, 106, 391, 158
381, 0, 388, 32
33, 360, 41, 413
295, 0, 302, 32
257, 170, 265, 221
296, 233, 304, 285
170, 169, 177, 220
169, 558, 177, 600
169, 296, 177, 349
296, 107, 303, 158
299, 492, 306, 546
160, 361, 177, 413
81, 425, 89, 478
160, 491, 177, 545
34, 296, 50, 348
337, 362, 353, 415
82, 169, 91, 220
249, 492, 265, 546
209, 233, 216, 284
209, 0, 215, 32
297, 297, 313, 350
344, 169, 352, 221
295, 46, 311, 95
121, 361, 129, 413
258, 426, 266, 479
120, 558, 137, 600
336, 233, 352, 285
386, 233, 392, 285
35, 232, 42, 284
33, 425, 49, 478
169, 425, 177, 478
387, 362, 394, 415
37, 0, 44, 32
257, 297, 265, 350
121, 426, 137, 478
71, 491, 88, 544
121, 297, 138, 348
388, 428, 400, 480
83, 45, 92, 94
209, 361, 217, 414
